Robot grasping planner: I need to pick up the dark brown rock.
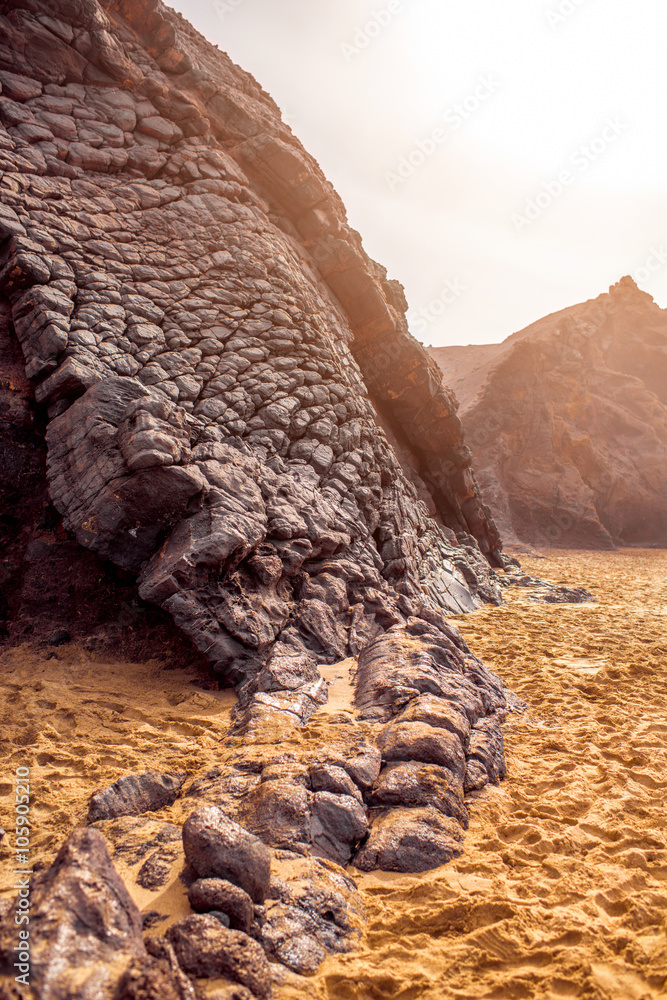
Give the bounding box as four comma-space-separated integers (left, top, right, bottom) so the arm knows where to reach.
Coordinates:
354, 622, 501, 724
0, 3, 520, 971
310, 791, 369, 863
366, 761, 469, 828
143, 935, 196, 1000
87, 770, 185, 823
166, 915, 272, 1000
377, 721, 467, 781
188, 878, 254, 933
236, 779, 311, 852
0, 827, 179, 1000
257, 852, 364, 975
352, 806, 465, 873
114, 955, 183, 1000
395, 693, 471, 747
182, 807, 271, 904
464, 716, 507, 792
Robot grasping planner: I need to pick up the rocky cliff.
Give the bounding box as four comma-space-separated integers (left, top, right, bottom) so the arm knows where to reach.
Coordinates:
431, 277, 667, 550
0, 1, 517, 997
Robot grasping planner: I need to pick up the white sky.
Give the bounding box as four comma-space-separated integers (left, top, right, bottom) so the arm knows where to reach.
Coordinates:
168, 0, 667, 346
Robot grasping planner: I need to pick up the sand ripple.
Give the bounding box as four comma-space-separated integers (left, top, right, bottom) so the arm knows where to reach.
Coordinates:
291, 550, 667, 999
0, 550, 665, 999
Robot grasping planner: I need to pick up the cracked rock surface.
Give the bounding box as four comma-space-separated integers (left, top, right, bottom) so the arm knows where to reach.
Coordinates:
0, 1, 521, 997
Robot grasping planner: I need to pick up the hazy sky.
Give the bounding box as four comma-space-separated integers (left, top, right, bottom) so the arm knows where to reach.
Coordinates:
168, 0, 667, 346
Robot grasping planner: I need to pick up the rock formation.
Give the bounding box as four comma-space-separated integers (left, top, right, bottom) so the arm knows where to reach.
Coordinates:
0, 0, 520, 996
431, 277, 667, 549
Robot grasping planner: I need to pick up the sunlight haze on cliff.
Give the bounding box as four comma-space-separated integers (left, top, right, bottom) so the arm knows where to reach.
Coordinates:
169, 0, 667, 347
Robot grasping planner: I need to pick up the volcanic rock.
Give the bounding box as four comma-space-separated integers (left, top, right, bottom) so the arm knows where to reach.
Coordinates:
188, 878, 255, 933
257, 852, 365, 975
431, 277, 667, 549
182, 807, 271, 903
0, 0, 522, 988
0, 827, 181, 1000
87, 770, 185, 823
365, 761, 469, 828
166, 915, 272, 1000
376, 720, 467, 780
0, 0, 508, 685
352, 806, 465, 873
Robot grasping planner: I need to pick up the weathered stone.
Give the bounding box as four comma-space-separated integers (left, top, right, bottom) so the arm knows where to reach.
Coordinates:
309, 764, 363, 802
166, 915, 272, 1000
311, 791, 368, 863
353, 806, 465, 873
396, 693, 471, 747
257, 852, 364, 974
87, 770, 185, 823
0, 10, 520, 988
431, 276, 667, 549
0, 828, 178, 999
464, 715, 507, 792
182, 806, 271, 903
188, 878, 254, 933
237, 779, 310, 851
377, 721, 467, 780
366, 761, 468, 828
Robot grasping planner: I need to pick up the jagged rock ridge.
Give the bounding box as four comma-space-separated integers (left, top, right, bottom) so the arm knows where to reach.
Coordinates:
431, 277, 667, 549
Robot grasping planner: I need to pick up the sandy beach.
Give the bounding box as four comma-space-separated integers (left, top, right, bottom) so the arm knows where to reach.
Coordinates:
1, 549, 665, 999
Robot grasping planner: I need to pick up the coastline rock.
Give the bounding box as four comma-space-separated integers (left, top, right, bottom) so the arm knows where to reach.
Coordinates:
431, 277, 667, 549
188, 879, 255, 933
166, 915, 272, 1000
0, 0, 522, 990
182, 807, 271, 904
87, 770, 185, 823
0, 828, 180, 999
352, 806, 465, 873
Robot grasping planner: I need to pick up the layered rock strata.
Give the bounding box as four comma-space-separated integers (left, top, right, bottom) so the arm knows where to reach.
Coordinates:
0, 1, 517, 996
431, 277, 667, 549
0, 0, 506, 666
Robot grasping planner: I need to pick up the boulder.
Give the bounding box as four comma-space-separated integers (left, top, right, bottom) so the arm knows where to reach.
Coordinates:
353, 807, 465, 873
0, 828, 180, 999
188, 878, 255, 933
182, 807, 271, 903
87, 771, 185, 823
166, 915, 272, 1000
310, 791, 368, 863
366, 761, 468, 828
377, 721, 467, 781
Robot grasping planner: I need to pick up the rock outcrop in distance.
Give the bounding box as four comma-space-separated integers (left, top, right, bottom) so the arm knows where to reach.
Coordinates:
431, 277, 667, 550
0, 0, 519, 996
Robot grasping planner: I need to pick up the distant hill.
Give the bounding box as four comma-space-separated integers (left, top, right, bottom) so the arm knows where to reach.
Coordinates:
431, 277, 667, 549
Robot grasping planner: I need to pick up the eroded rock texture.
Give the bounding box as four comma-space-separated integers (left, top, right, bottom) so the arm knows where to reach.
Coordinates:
431, 277, 667, 549
0, 0, 504, 672
0, 1, 518, 996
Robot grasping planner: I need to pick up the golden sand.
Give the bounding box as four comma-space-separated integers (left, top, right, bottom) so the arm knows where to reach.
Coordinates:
294, 550, 667, 1000
1, 550, 665, 999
